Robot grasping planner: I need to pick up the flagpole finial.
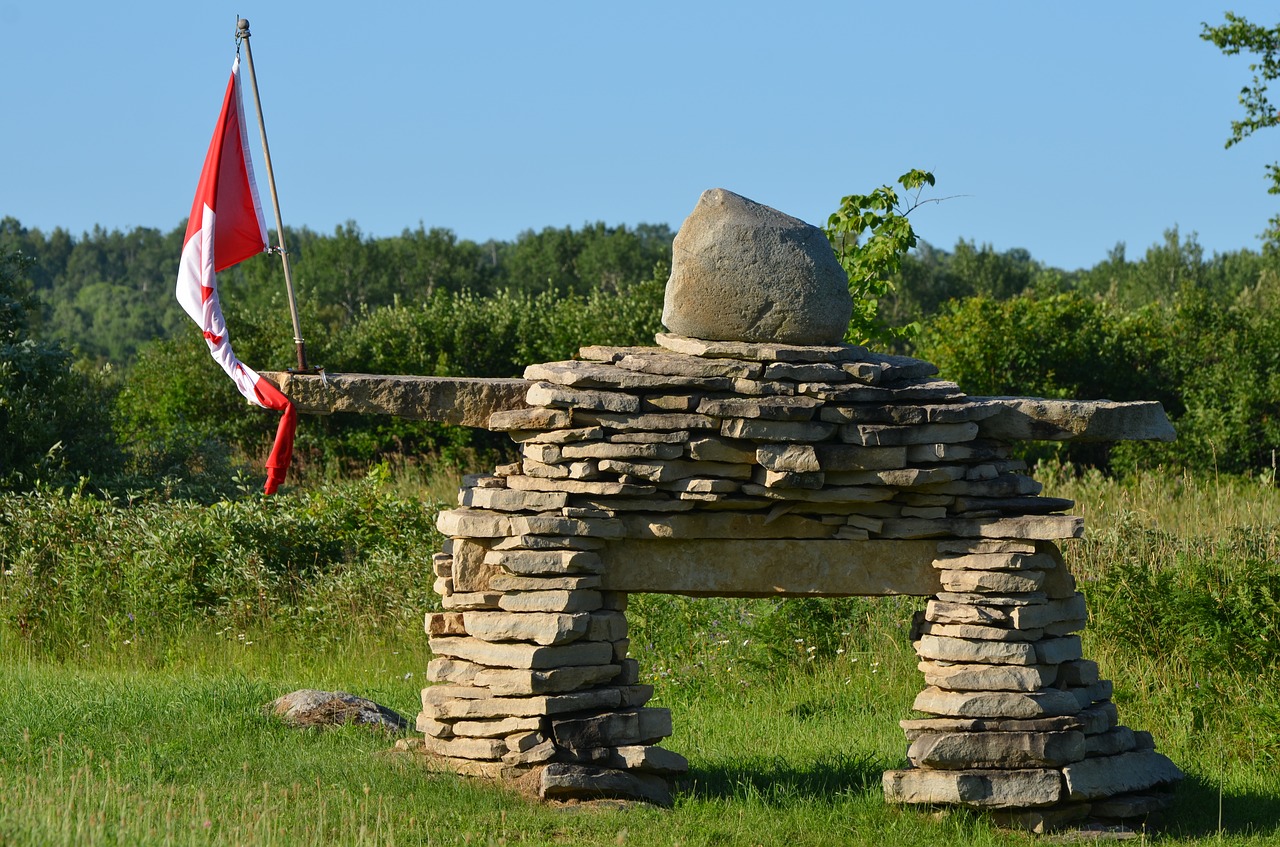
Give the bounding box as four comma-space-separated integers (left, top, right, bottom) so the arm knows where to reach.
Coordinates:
237, 18, 251, 37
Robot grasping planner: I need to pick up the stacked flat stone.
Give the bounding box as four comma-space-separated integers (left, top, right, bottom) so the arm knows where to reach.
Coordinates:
424, 332, 1181, 821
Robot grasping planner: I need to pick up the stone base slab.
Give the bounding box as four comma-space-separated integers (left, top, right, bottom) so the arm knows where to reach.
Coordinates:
883, 767, 1064, 808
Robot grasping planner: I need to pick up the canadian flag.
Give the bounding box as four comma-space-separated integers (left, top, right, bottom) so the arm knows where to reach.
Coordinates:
175, 55, 296, 495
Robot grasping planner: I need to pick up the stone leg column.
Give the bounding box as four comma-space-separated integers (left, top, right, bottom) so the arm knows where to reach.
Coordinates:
418, 499, 688, 804
883, 538, 1182, 832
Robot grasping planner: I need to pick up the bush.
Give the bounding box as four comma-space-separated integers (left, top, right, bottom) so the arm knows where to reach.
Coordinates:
0, 250, 121, 489
0, 468, 445, 650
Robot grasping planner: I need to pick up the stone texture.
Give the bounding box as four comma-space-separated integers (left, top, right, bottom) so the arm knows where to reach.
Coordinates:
988, 804, 1092, 833
882, 768, 1064, 808
908, 730, 1085, 769
918, 661, 1057, 692
470, 664, 621, 696
918, 621, 1043, 642
485, 561, 590, 588
913, 687, 1082, 719
900, 714, 1088, 740
420, 686, 623, 720
1086, 726, 1137, 757
449, 716, 543, 738
525, 382, 639, 414
436, 509, 513, 539
497, 590, 603, 613
878, 515, 1085, 541
1010, 594, 1089, 629
263, 372, 529, 427
1089, 791, 1176, 820
525, 360, 731, 392
721, 418, 837, 442
421, 734, 506, 760
841, 422, 979, 447
559, 744, 690, 775
620, 512, 839, 540
540, 762, 673, 805
462, 611, 590, 646
506, 476, 658, 498
615, 351, 762, 379
937, 569, 1047, 594
426, 611, 466, 637
976, 397, 1176, 443
653, 332, 865, 363
598, 458, 753, 483
458, 488, 568, 512
1035, 635, 1084, 664
697, 395, 823, 421
915, 634, 1038, 665
661, 189, 851, 344
934, 551, 1056, 571
688, 437, 757, 463
428, 636, 613, 669
597, 538, 941, 596
1062, 750, 1184, 800
551, 708, 673, 749
267, 689, 407, 733
484, 549, 603, 576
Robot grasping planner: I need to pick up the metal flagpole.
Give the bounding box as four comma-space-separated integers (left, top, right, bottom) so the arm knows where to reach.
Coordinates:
236, 17, 314, 373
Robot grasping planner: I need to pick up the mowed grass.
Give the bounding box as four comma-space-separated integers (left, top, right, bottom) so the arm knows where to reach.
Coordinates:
1, 467, 1279, 844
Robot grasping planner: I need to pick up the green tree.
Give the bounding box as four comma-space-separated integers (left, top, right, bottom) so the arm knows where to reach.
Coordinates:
1202, 13, 1280, 246
826, 169, 936, 345
0, 250, 120, 488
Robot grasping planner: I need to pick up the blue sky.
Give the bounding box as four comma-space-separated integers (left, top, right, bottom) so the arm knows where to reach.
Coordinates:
3, 1, 1278, 270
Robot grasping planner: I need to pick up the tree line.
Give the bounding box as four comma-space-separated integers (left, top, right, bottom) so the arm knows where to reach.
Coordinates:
7, 207, 1280, 492
0, 216, 676, 364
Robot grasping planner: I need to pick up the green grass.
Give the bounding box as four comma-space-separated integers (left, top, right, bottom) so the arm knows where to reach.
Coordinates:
3, 465, 1280, 844
0, 630, 1022, 847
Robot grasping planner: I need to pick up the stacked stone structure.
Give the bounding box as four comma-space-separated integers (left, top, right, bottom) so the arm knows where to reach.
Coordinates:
272, 188, 1182, 829
423, 329, 1181, 823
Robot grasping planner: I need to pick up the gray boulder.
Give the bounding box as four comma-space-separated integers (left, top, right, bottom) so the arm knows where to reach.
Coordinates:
267, 689, 408, 734
662, 188, 852, 345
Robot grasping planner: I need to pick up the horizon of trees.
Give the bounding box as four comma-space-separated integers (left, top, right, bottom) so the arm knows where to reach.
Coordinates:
7, 210, 1280, 489
4, 213, 1276, 371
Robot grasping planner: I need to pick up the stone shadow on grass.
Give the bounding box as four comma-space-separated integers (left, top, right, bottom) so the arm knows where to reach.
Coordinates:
679, 752, 889, 805
1163, 773, 1280, 838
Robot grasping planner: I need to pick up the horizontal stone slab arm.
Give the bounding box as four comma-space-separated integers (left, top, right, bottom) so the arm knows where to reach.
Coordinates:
596, 539, 944, 597
973, 398, 1175, 443
261, 372, 531, 429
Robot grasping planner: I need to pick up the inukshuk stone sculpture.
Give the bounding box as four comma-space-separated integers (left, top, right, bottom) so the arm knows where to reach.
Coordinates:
417, 188, 1183, 828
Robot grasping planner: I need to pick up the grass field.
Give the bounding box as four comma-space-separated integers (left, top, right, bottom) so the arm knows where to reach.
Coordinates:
2, 467, 1279, 845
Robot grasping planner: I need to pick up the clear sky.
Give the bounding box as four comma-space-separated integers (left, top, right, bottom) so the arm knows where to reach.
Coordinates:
3, 1, 1278, 271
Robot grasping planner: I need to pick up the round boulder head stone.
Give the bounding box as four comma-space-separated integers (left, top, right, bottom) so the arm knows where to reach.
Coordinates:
661, 188, 853, 345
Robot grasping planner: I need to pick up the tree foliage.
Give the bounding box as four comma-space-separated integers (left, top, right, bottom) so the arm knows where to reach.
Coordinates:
0, 250, 120, 488
1202, 13, 1280, 247
825, 169, 935, 344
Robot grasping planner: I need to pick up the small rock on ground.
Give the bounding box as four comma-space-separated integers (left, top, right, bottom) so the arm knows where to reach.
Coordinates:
267, 689, 408, 733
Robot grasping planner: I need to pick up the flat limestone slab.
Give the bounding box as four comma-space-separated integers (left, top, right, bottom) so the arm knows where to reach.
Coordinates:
883, 767, 1064, 808
596, 539, 942, 597
263, 372, 528, 428
1062, 750, 1184, 800
976, 397, 1175, 443
265, 374, 1175, 444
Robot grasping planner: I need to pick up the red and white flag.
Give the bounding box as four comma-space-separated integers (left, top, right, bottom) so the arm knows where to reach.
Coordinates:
176, 55, 296, 495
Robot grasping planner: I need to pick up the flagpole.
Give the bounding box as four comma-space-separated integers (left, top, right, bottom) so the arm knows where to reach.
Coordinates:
236, 18, 313, 373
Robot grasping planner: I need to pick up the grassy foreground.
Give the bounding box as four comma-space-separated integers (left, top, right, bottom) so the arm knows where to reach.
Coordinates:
1, 467, 1279, 844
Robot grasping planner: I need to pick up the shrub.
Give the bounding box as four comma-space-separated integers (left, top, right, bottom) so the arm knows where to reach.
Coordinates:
0, 468, 445, 650
0, 250, 120, 489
